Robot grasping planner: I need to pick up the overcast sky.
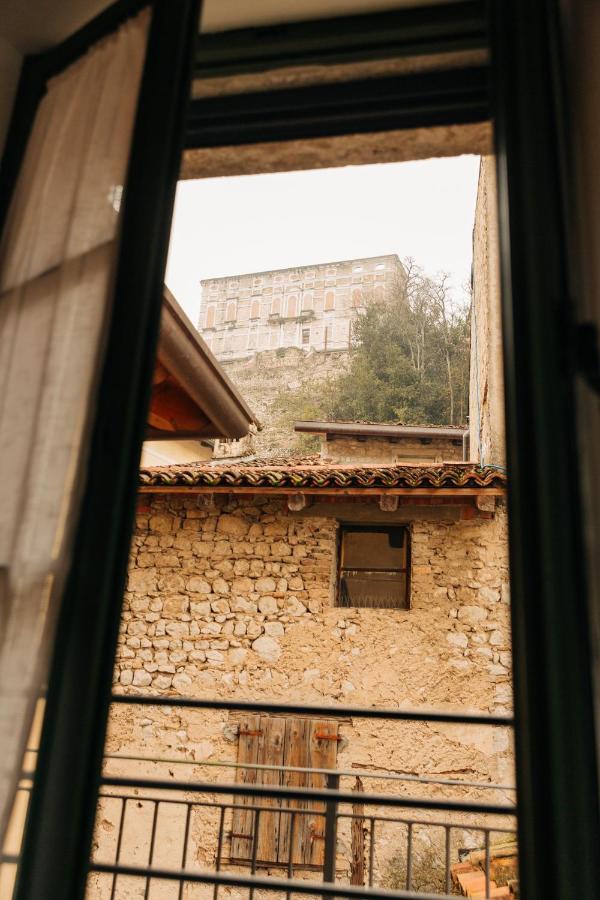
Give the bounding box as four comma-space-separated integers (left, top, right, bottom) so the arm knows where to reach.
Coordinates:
166, 155, 481, 325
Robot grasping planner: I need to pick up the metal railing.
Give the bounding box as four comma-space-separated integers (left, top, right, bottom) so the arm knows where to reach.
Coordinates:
86, 695, 517, 899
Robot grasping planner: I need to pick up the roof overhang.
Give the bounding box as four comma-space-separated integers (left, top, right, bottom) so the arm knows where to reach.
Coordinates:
294, 421, 468, 441
138, 462, 506, 498
148, 288, 259, 441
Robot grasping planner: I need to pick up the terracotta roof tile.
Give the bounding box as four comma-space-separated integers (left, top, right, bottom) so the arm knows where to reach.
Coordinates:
139, 459, 506, 492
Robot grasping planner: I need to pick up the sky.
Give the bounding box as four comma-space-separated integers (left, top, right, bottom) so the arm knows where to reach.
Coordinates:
165, 155, 481, 325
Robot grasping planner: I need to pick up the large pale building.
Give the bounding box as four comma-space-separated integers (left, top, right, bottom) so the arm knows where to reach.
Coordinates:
199, 254, 405, 361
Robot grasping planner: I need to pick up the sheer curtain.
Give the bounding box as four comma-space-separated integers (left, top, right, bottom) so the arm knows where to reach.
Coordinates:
0, 6, 151, 857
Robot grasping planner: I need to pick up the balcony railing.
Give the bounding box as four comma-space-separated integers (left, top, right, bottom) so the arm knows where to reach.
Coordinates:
86, 695, 517, 900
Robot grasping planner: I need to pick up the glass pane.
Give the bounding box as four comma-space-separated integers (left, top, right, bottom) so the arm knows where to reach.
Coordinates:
342, 528, 406, 570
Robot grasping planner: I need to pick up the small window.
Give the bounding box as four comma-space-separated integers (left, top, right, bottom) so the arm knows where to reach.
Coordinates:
250, 298, 261, 319
324, 290, 335, 311
376, 262, 385, 270
287, 294, 298, 317
338, 525, 410, 609
225, 300, 237, 322
302, 291, 313, 311
231, 715, 340, 868
205, 305, 215, 328
351, 288, 362, 308
270, 296, 281, 316
301, 327, 310, 346
353, 265, 363, 273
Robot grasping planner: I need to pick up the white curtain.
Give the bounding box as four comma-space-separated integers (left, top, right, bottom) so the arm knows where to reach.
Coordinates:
0, 6, 151, 859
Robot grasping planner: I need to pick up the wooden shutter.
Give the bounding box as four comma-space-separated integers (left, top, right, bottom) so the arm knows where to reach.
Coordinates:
231, 716, 339, 868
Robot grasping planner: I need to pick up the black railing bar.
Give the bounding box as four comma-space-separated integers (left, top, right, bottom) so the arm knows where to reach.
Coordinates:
336, 812, 517, 832
144, 801, 160, 900
103, 753, 517, 792
445, 825, 451, 895
213, 805, 225, 900
287, 811, 296, 897
110, 798, 126, 900
178, 804, 192, 900
100, 777, 516, 815
484, 830, 491, 899
0, 854, 19, 864
406, 822, 413, 891
89, 862, 455, 900
369, 818, 375, 888
96, 791, 518, 831
249, 808, 261, 900
110, 694, 513, 726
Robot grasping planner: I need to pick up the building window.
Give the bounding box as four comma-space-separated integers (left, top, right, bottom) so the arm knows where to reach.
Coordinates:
351, 288, 362, 308
225, 301, 237, 322
302, 291, 313, 311
205, 305, 215, 328
324, 290, 335, 311
353, 265, 363, 273
287, 294, 298, 317
250, 298, 261, 319
270, 296, 281, 316
231, 715, 340, 867
337, 525, 410, 609
301, 327, 310, 346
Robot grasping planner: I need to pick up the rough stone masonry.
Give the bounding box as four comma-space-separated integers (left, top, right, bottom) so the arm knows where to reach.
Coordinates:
94, 492, 514, 895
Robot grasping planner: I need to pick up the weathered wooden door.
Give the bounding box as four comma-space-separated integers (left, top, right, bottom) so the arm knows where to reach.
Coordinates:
231, 715, 340, 869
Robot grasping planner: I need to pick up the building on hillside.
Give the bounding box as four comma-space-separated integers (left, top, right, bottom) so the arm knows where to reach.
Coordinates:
94, 426, 515, 896
199, 255, 406, 361
295, 420, 468, 464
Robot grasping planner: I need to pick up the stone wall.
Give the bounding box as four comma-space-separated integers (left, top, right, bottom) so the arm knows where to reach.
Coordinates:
216, 347, 351, 456
470, 156, 506, 468
319, 433, 465, 464
94, 493, 514, 896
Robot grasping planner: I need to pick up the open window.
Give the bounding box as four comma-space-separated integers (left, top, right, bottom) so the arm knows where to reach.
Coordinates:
338, 525, 410, 609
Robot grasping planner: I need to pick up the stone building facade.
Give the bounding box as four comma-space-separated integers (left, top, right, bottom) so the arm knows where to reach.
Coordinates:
92, 449, 514, 898
199, 255, 405, 361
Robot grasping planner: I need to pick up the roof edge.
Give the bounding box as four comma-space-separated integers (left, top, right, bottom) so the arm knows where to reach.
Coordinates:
159, 287, 260, 438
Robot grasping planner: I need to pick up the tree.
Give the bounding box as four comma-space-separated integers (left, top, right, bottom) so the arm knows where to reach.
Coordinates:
272, 258, 471, 443
327, 259, 470, 426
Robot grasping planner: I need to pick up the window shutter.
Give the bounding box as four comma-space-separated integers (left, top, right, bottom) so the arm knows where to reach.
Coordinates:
306, 719, 340, 867
278, 717, 311, 866
230, 715, 262, 860
255, 716, 286, 864
232, 716, 340, 867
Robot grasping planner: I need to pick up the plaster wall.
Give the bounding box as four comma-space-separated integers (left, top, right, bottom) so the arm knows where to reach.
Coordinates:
469, 156, 506, 468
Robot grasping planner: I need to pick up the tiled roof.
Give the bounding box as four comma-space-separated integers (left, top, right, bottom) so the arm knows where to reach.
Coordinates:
139, 460, 506, 492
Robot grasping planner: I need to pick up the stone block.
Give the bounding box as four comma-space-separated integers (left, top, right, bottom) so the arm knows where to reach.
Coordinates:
217, 515, 249, 538
132, 669, 152, 687
252, 635, 282, 662
258, 596, 278, 614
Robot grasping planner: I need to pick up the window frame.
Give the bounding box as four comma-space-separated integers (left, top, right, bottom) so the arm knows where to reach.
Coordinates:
1, 1, 597, 898
336, 524, 411, 610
